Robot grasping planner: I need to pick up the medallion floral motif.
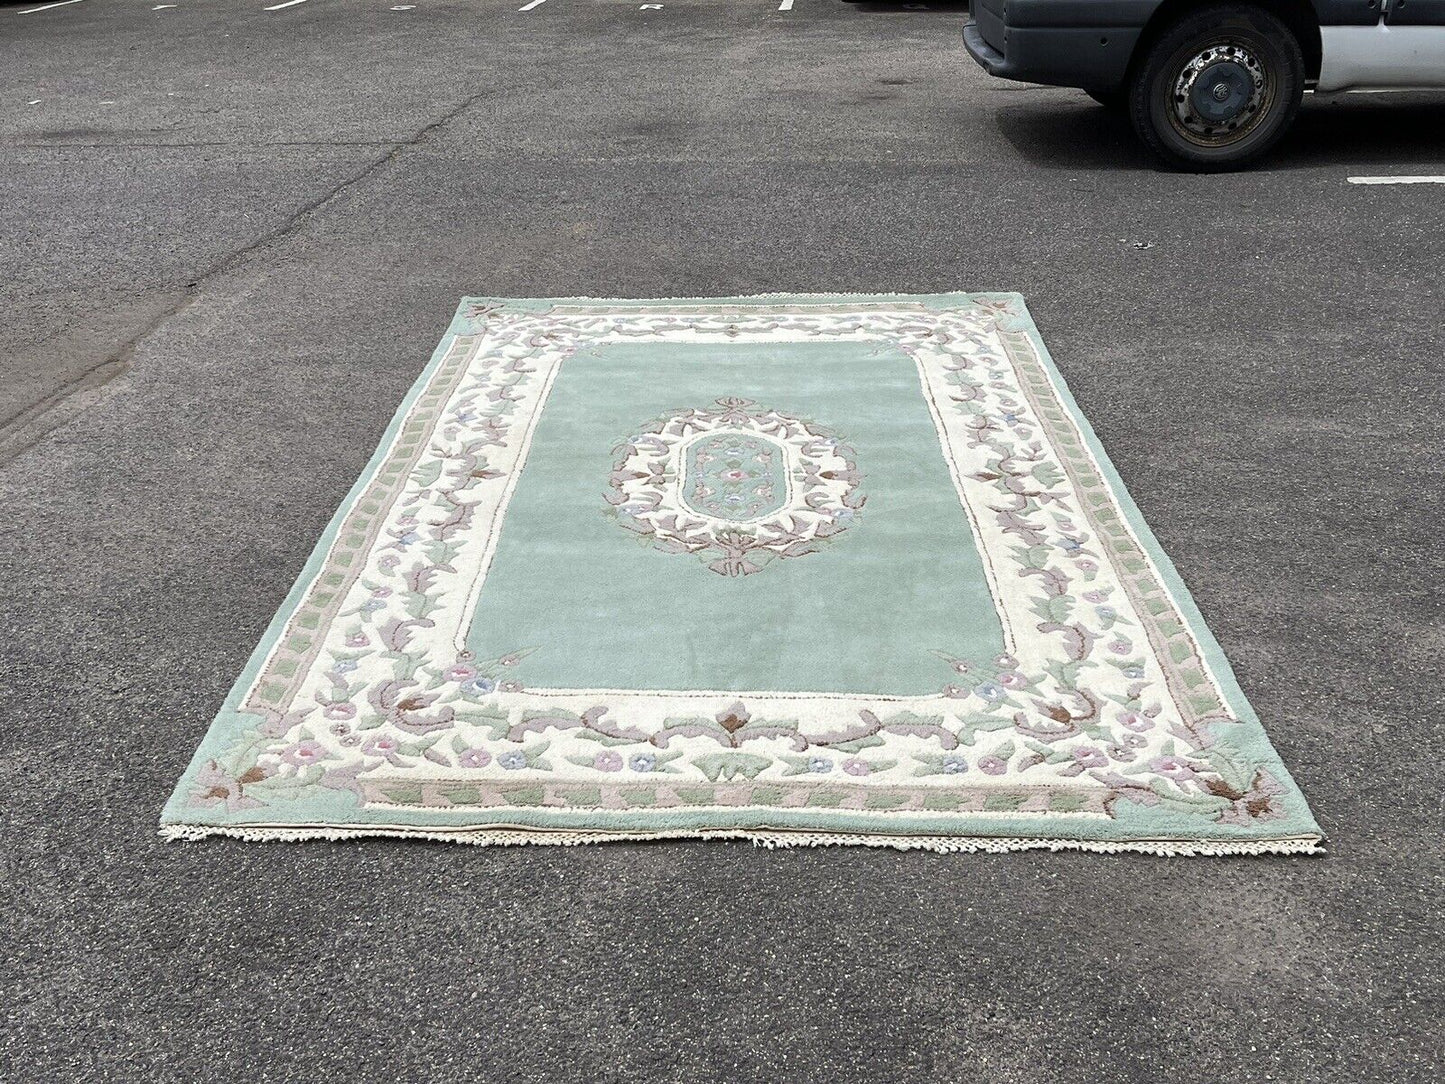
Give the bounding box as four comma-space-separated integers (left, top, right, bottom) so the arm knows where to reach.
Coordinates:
605, 397, 865, 577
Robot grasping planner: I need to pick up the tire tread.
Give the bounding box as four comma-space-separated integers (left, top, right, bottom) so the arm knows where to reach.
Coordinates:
1127, 4, 1305, 171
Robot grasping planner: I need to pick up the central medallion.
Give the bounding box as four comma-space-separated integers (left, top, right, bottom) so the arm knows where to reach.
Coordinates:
606, 397, 865, 577
680, 430, 789, 522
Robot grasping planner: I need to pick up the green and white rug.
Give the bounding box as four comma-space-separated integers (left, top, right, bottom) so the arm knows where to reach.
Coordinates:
161, 294, 1322, 855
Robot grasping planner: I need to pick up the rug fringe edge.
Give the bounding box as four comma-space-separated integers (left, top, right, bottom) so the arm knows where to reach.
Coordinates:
158, 823, 1324, 856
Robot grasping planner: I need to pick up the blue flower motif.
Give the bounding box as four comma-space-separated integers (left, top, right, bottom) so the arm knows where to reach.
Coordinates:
1059, 538, 1082, 553
975, 681, 1005, 702
361, 599, 386, 613
399, 531, 420, 545
808, 757, 832, 774
498, 752, 527, 770
466, 676, 497, 695
629, 753, 657, 773
941, 756, 969, 774
1095, 605, 1116, 619
1122, 665, 1145, 680
332, 659, 358, 674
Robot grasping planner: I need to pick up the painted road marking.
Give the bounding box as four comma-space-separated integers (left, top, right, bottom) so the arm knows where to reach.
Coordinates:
1347, 175, 1445, 185
518, 0, 547, 9
18, 0, 86, 13
263, 0, 311, 9
778, 0, 794, 9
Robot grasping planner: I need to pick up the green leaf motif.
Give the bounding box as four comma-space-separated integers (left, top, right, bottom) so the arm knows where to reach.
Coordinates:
690, 752, 773, 782
411, 460, 444, 488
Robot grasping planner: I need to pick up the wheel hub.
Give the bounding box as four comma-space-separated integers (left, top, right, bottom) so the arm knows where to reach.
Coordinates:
1172, 44, 1267, 142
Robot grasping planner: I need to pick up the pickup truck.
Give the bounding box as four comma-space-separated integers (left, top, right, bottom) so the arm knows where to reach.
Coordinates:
963, 0, 1445, 168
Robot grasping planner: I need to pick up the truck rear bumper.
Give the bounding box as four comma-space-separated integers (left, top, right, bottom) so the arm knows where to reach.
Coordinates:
963, 0, 1147, 92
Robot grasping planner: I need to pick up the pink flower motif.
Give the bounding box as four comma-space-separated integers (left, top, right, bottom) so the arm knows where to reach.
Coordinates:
1119, 712, 1153, 733
364, 735, 399, 757
994, 653, 1019, 669
977, 755, 1008, 776
280, 740, 327, 768
997, 671, 1028, 689
842, 759, 871, 777
345, 633, 370, 648
1082, 590, 1108, 604
457, 748, 492, 769
323, 702, 357, 721
1108, 640, 1131, 655
372, 586, 393, 598
1149, 754, 1197, 782
1070, 746, 1108, 769
1076, 559, 1098, 572
378, 554, 401, 571
593, 751, 623, 772
445, 664, 478, 683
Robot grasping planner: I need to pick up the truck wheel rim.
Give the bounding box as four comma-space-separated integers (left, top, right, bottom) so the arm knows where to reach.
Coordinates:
1169, 43, 1269, 146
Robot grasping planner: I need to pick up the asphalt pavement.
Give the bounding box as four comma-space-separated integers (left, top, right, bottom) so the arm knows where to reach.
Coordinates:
2, 1, 1442, 1081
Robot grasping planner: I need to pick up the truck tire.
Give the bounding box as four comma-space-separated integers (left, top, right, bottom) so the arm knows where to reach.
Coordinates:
1127, 4, 1304, 171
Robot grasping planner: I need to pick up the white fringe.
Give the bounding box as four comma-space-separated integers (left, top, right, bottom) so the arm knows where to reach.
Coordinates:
159, 822, 1324, 856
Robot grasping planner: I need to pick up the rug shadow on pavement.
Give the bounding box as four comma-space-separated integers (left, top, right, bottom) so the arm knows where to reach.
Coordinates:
994, 93, 1445, 172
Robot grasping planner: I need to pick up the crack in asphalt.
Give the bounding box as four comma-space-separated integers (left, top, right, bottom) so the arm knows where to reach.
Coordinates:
0, 86, 496, 469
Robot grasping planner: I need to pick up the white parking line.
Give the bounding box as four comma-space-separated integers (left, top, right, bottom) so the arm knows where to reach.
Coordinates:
518, 0, 547, 9
18, 0, 86, 14
1348, 176, 1445, 185
778, 0, 794, 9
263, 0, 310, 9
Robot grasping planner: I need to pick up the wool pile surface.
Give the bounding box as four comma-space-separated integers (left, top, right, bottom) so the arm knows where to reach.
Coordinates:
162, 294, 1321, 855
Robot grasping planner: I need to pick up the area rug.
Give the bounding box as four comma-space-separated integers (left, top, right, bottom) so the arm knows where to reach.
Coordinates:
161, 294, 1322, 854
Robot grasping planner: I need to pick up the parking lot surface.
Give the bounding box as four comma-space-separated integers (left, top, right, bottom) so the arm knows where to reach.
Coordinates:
2, 1, 1442, 1081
